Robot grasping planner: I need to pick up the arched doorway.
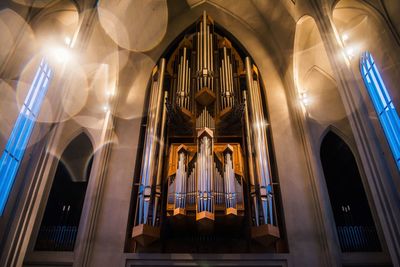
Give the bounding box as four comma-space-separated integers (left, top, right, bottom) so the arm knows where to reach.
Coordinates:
35, 132, 93, 251
320, 131, 380, 252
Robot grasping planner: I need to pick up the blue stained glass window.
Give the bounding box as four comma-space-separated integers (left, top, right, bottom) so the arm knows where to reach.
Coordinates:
360, 51, 400, 170
0, 58, 53, 215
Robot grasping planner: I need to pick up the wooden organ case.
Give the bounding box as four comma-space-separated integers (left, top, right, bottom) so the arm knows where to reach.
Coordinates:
131, 11, 283, 253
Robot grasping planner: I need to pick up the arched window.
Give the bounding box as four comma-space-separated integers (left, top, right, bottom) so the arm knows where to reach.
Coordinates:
321, 131, 380, 252
0, 58, 53, 215
35, 132, 93, 251
360, 51, 400, 170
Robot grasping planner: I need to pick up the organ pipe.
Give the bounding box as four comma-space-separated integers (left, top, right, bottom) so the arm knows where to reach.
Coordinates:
177, 47, 191, 111
245, 57, 276, 226
219, 46, 234, 111
243, 91, 259, 226
136, 58, 166, 226
175, 146, 188, 212
224, 145, 236, 211
152, 91, 168, 226
197, 11, 213, 91
196, 129, 214, 217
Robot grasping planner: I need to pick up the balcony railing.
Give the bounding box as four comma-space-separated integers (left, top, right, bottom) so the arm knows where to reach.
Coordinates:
337, 225, 380, 252
35, 225, 77, 251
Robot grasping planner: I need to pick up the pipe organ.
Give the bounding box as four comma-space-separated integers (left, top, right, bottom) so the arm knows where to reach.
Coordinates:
132, 11, 281, 251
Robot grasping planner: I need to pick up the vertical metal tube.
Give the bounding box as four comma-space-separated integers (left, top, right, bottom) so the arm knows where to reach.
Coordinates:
206, 25, 209, 72
183, 156, 187, 208
152, 91, 168, 225
243, 91, 259, 226
197, 33, 200, 72
193, 164, 195, 205
209, 145, 212, 212
200, 141, 203, 212
226, 53, 231, 106
223, 48, 229, 107
197, 33, 200, 90
205, 138, 208, 211
183, 52, 187, 107
208, 26, 211, 73
203, 140, 206, 211
182, 48, 187, 106
199, 28, 202, 89
210, 31, 213, 73
203, 109, 205, 127
137, 59, 166, 225
203, 11, 207, 88
184, 60, 188, 109
187, 65, 191, 110
245, 58, 263, 185
253, 79, 274, 225
203, 11, 207, 71
177, 58, 182, 106
228, 55, 233, 107
197, 151, 201, 212
214, 164, 217, 205
253, 80, 270, 186
192, 165, 194, 205
188, 171, 191, 205
219, 66, 224, 110
221, 61, 226, 109
203, 139, 206, 212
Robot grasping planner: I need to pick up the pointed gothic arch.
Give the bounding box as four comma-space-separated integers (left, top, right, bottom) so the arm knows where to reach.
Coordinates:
320, 131, 381, 252
35, 132, 94, 251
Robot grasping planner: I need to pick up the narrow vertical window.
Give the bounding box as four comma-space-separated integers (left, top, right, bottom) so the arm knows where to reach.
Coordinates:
360, 52, 400, 170
0, 58, 53, 215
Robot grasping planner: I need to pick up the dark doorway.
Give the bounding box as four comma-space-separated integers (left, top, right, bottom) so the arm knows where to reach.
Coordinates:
35, 133, 94, 251
320, 131, 380, 252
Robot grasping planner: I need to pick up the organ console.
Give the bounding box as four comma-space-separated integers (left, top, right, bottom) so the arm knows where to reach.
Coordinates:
132, 11, 281, 250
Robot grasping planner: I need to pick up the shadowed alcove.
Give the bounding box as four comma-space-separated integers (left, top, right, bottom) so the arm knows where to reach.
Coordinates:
320, 131, 380, 252
35, 132, 93, 251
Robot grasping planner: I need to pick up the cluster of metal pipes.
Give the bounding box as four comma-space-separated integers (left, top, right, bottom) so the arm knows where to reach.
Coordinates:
170, 152, 240, 210
214, 165, 224, 205
196, 135, 214, 213
224, 151, 237, 209
219, 47, 235, 110
244, 57, 276, 226
174, 151, 187, 209
197, 11, 214, 90
135, 59, 168, 226
196, 108, 215, 129
176, 47, 191, 111
186, 165, 197, 205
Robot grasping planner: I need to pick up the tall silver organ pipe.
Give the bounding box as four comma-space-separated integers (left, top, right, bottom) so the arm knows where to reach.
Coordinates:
223, 145, 236, 210
152, 91, 168, 225
136, 59, 166, 226
197, 11, 213, 90
177, 47, 191, 111
174, 146, 188, 211
244, 57, 276, 226
243, 91, 259, 226
187, 164, 196, 206
196, 129, 214, 216
220, 46, 234, 110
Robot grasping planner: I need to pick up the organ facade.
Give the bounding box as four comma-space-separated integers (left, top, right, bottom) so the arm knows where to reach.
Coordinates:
131, 11, 282, 252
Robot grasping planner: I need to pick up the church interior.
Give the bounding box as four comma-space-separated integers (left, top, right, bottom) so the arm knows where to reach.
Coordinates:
0, 0, 399, 266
